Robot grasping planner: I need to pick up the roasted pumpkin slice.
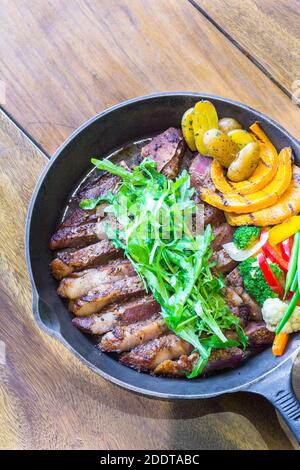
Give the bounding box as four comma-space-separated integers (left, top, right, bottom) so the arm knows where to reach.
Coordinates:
226, 164, 300, 226
249, 121, 274, 146
211, 142, 278, 195
201, 147, 292, 213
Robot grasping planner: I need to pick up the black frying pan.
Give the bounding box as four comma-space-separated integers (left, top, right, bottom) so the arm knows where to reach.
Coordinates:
25, 93, 300, 443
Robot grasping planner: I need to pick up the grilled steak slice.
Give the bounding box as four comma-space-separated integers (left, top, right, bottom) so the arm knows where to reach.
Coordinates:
212, 248, 237, 274
141, 128, 185, 179
153, 352, 198, 377
245, 322, 275, 349
50, 240, 122, 280
72, 295, 160, 334
240, 291, 262, 321
69, 276, 145, 316
49, 222, 100, 250
73, 309, 116, 335
189, 154, 214, 193
57, 259, 135, 299
59, 207, 99, 229
211, 223, 234, 251
226, 268, 262, 321
154, 347, 246, 376
99, 315, 168, 352
116, 296, 160, 324
56, 172, 120, 230
223, 287, 250, 326
49, 212, 116, 250
204, 203, 225, 228
226, 268, 244, 295
120, 334, 192, 371
77, 172, 120, 202
204, 347, 247, 374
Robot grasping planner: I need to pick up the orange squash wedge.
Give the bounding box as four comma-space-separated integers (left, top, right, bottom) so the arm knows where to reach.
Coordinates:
201, 147, 292, 214
226, 164, 300, 226
249, 121, 274, 145
211, 142, 278, 195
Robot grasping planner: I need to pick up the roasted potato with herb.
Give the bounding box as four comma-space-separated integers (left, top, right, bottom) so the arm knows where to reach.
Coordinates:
228, 129, 255, 150
227, 142, 260, 182
218, 117, 242, 134
181, 107, 196, 151
193, 101, 219, 154
203, 129, 239, 167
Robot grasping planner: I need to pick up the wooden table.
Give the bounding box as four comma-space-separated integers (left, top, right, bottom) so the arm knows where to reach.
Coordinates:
0, 0, 299, 450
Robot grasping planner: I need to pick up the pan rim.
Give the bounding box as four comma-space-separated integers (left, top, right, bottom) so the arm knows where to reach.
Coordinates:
25, 91, 300, 399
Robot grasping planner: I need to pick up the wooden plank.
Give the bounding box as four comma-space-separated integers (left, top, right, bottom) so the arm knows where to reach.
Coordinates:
191, 0, 300, 97
0, 0, 299, 155
0, 110, 298, 449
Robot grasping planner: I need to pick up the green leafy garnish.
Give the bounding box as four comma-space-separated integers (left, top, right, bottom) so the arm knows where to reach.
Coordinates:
82, 157, 247, 377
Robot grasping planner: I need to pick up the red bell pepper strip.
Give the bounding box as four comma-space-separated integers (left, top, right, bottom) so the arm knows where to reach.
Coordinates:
257, 252, 284, 297
261, 240, 289, 272
279, 237, 293, 262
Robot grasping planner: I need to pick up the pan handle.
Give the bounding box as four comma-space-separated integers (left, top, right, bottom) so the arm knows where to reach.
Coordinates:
247, 356, 300, 444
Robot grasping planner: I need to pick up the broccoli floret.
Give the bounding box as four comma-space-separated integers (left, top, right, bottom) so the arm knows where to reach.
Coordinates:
233, 226, 261, 250
238, 257, 283, 306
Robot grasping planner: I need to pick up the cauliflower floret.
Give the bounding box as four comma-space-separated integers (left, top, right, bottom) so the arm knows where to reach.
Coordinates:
262, 298, 300, 334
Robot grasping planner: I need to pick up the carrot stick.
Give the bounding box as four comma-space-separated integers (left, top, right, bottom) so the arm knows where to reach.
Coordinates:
272, 332, 289, 356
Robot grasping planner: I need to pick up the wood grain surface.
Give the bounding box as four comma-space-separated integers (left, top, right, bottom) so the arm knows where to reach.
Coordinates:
191, 0, 300, 97
0, 0, 299, 155
0, 0, 300, 450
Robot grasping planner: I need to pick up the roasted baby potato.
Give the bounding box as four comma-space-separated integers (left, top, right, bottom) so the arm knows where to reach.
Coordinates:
193, 101, 219, 154
181, 107, 197, 151
218, 117, 242, 134
228, 129, 255, 150
203, 129, 239, 167
227, 142, 260, 182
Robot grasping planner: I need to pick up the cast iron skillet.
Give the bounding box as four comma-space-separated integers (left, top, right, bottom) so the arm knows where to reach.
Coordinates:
26, 93, 300, 443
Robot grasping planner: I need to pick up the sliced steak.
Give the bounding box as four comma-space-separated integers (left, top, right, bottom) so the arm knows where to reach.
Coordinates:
50, 240, 122, 280
203, 203, 225, 228
69, 276, 145, 316
212, 248, 237, 274
72, 295, 160, 335
189, 154, 214, 193
120, 334, 192, 371
154, 347, 246, 377
57, 172, 120, 230
245, 322, 275, 349
49, 222, 100, 250
77, 172, 120, 202
98, 315, 168, 353
153, 352, 198, 377
59, 207, 99, 229
205, 347, 247, 374
49, 212, 116, 250
226, 269, 262, 321
116, 296, 160, 324
241, 291, 262, 321
223, 287, 250, 327
189, 154, 226, 229
226, 268, 244, 296
57, 259, 135, 299
73, 309, 117, 335
141, 128, 185, 179
211, 223, 234, 251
